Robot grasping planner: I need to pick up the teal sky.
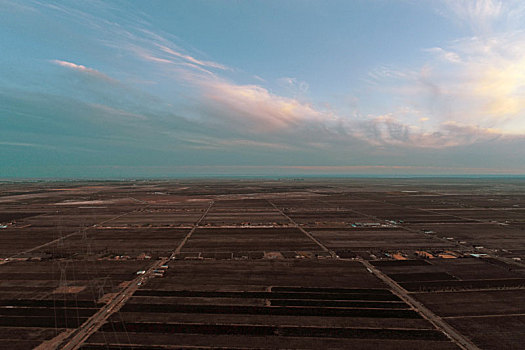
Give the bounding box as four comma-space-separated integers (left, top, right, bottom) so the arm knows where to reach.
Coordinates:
1, 0, 525, 178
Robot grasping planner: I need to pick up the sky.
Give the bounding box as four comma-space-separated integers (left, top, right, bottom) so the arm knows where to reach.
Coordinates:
1, 0, 525, 178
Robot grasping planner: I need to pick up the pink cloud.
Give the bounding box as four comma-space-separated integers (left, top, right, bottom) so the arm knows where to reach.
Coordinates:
51, 59, 115, 82
197, 80, 334, 132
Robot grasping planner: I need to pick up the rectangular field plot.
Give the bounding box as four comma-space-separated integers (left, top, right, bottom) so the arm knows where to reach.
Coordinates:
83, 260, 458, 349
372, 257, 525, 292
34, 227, 190, 258
201, 199, 289, 226
447, 315, 525, 350
0, 227, 72, 257
405, 222, 525, 257
181, 227, 319, 252
102, 208, 205, 227
0, 260, 151, 301
145, 260, 387, 292
201, 211, 289, 226
337, 207, 468, 224
82, 334, 459, 350
0, 327, 65, 350
308, 228, 454, 250
413, 290, 525, 317
272, 199, 369, 227
0, 259, 152, 348
431, 208, 525, 222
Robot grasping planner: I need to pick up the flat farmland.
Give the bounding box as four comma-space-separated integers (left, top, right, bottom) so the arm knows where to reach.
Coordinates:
405, 222, 525, 259
34, 227, 190, 258
286, 210, 369, 226
102, 207, 208, 227
201, 210, 289, 226
0, 260, 150, 300
446, 316, 525, 350
431, 208, 525, 222
181, 227, 320, 253
83, 260, 459, 349
412, 290, 525, 317
201, 198, 289, 226
0, 259, 151, 349
308, 227, 455, 250
0, 178, 524, 349
372, 257, 525, 292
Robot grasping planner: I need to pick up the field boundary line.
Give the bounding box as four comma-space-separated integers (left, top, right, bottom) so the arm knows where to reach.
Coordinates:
266, 199, 338, 258
358, 259, 480, 350
173, 200, 214, 255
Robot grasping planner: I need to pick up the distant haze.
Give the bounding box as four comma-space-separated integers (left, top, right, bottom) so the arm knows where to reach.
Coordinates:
1, 0, 524, 178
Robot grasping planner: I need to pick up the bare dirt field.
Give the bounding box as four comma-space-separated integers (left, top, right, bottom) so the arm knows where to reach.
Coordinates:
0, 178, 523, 349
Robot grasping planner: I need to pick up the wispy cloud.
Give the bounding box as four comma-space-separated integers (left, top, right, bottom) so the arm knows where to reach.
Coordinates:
51, 59, 116, 82
155, 44, 229, 71
3, 0, 525, 176
278, 77, 309, 93
0, 1, 38, 13
177, 136, 296, 151
424, 33, 525, 133
361, 1, 525, 143
442, 0, 503, 32
0, 141, 56, 149
423, 47, 462, 63
24, 1, 525, 154
42, 2, 488, 150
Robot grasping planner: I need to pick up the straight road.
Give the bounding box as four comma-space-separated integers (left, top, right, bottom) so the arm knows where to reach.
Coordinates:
56, 200, 214, 350
266, 199, 337, 258
268, 198, 478, 350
